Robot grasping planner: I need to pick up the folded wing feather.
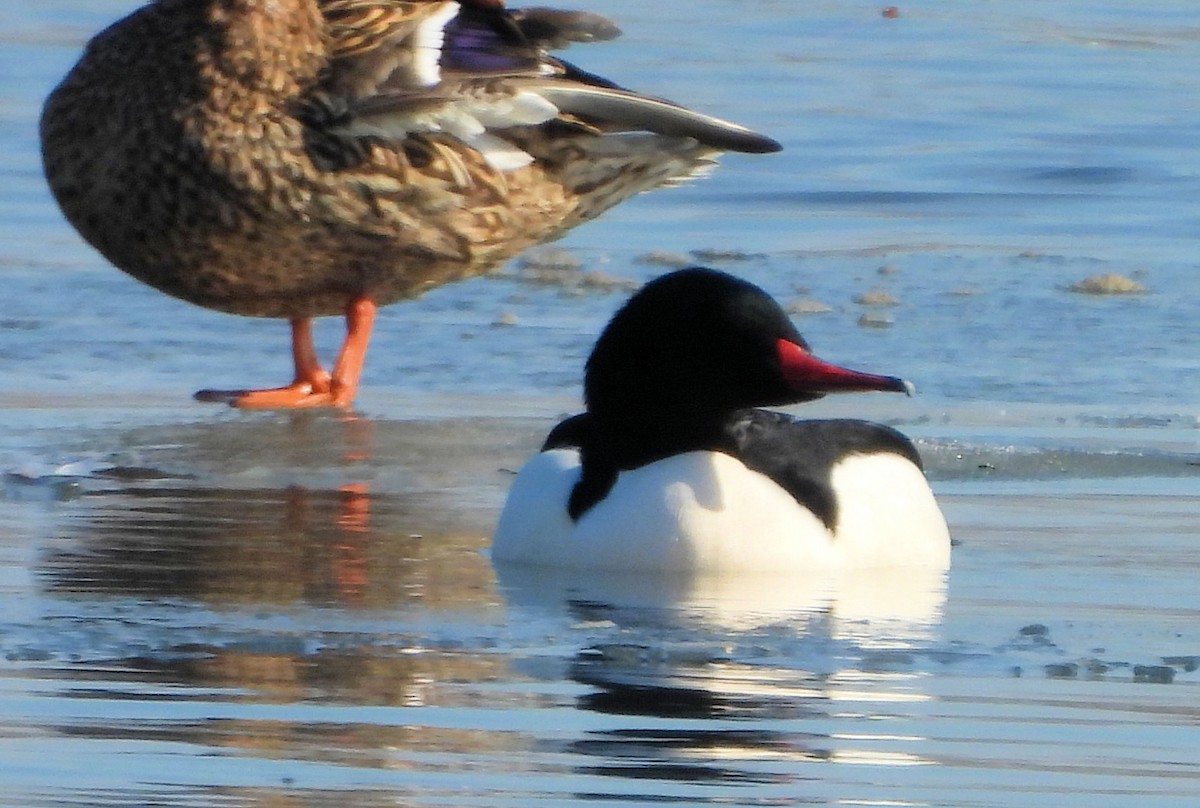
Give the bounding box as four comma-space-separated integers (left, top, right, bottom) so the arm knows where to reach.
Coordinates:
315, 1, 780, 172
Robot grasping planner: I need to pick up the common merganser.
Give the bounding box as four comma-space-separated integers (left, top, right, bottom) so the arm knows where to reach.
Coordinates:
493, 267, 950, 572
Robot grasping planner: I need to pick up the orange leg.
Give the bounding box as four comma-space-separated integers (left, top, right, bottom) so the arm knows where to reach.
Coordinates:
194, 296, 377, 409
326, 296, 376, 408
289, 317, 334, 395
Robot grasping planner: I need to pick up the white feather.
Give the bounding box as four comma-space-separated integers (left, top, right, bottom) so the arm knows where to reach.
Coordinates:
827, 453, 951, 568
412, 2, 461, 87
462, 132, 535, 170
492, 448, 951, 572
350, 91, 556, 172
465, 91, 560, 128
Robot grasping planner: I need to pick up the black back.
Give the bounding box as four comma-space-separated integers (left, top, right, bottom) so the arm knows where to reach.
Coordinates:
545, 409, 922, 527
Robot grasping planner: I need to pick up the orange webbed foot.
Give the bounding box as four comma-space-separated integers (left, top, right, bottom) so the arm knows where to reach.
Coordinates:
194, 300, 376, 410
194, 380, 340, 409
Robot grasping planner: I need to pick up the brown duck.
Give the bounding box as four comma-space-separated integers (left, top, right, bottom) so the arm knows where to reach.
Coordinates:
41, 0, 780, 408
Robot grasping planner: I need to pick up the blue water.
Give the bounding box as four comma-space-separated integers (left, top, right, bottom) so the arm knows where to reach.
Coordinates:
2, 1, 1200, 805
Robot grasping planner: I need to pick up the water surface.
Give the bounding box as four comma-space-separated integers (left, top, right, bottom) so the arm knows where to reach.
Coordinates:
2, 0, 1200, 805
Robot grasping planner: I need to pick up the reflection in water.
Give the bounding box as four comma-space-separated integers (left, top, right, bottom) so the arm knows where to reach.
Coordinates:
44, 483, 493, 610
9, 411, 1198, 805
564, 641, 941, 792
35, 460, 511, 715
562, 650, 941, 794
5, 407, 959, 807
495, 561, 948, 637
42, 411, 500, 610
15, 413, 536, 804
494, 561, 947, 795
570, 728, 822, 787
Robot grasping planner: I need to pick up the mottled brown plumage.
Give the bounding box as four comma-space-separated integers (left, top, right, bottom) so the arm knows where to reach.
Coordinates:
41, 0, 779, 407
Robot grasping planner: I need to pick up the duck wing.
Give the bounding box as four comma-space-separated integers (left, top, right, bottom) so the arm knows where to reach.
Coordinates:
309, 1, 779, 171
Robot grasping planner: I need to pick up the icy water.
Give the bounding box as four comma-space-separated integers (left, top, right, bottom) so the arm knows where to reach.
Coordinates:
3, 0, 1200, 805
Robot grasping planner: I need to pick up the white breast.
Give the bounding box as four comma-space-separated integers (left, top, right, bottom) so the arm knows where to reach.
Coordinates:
492, 448, 950, 572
